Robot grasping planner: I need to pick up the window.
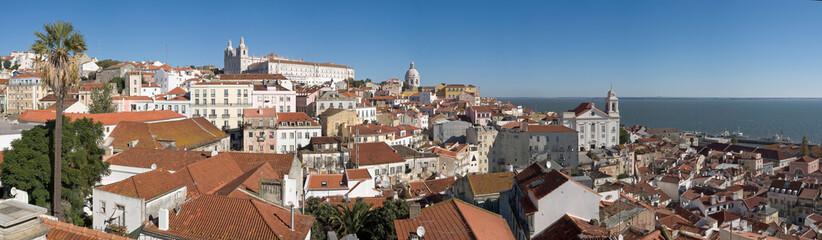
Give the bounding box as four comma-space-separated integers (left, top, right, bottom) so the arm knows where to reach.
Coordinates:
321, 181, 327, 187
99, 201, 106, 213
224, 89, 229, 96
116, 204, 126, 226
248, 132, 253, 137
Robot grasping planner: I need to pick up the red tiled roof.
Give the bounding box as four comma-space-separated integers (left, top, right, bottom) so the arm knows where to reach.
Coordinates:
41, 217, 130, 240
394, 198, 514, 240
166, 87, 188, 95
18, 110, 184, 126
107, 148, 211, 170
345, 168, 371, 180
143, 195, 313, 240
570, 102, 608, 117
244, 108, 277, 118
107, 118, 227, 150
97, 169, 186, 200
533, 214, 609, 240
213, 162, 282, 196
525, 125, 577, 133
11, 72, 41, 78
276, 112, 319, 126
349, 142, 405, 166
306, 174, 347, 190
425, 177, 455, 194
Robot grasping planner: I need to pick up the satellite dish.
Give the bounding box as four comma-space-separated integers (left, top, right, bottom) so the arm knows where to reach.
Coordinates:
417, 226, 425, 237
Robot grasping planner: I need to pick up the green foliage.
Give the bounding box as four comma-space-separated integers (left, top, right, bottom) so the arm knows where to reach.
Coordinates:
107, 224, 127, 236
2, 60, 10, 69
0, 117, 110, 226
345, 78, 372, 88
11, 63, 20, 70
619, 128, 630, 145
95, 59, 121, 69
304, 197, 408, 240
730, 137, 738, 145
109, 77, 125, 93
617, 173, 630, 179
362, 200, 408, 240
800, 136, 810, 157
89, 86, 115, 113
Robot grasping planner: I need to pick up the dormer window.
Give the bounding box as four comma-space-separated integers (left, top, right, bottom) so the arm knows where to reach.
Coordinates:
321, 181, 327, 187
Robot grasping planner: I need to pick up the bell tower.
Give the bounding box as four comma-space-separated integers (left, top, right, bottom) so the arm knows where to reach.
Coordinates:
605, 86, 619, 117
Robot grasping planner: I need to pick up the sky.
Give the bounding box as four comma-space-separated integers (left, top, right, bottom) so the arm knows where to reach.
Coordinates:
1, 0, 821, 98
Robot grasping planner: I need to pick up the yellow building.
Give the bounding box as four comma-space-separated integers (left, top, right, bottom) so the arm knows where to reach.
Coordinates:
6, 73, 50, 114
441, 84, 477, 99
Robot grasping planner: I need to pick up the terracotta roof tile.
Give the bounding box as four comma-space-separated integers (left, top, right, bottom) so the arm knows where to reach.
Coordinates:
41, 217, 130, 240
345, 168, 371, 180
533, 214, 609, 240
244, 108, 277, 118
166, 87, 188, 95
97, 169, 186, 200
349, 142, 405, 166
143, 195, 313, 240
18, 110, 184, 126
107, 148, 211, 170
467, 172, 515, 195
394, 198, 514, 240
306, 174, 347, 190
107, 117, 227, 150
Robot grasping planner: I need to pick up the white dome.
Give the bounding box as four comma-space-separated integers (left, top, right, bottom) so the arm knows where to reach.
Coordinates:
405, 61, 419, 79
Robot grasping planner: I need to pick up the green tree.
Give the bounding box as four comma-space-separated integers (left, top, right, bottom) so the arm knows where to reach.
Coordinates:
304, 197, 336, 240
362, 200, 408, 240
88, 86, 115, 113
30, 21, 88, 220
730, 137, 738, 145
800, 136, 810, 157
0, 117, 110, 226
95, 59, 121, 69
2, 60, 10, 69
108, 77, 125, 93
329, 202, 374, 237
11, 63, 20, 70
619, 128, 630, 144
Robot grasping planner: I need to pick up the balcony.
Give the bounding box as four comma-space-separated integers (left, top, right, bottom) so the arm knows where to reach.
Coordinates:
222, 114, 230, 118
208, 114, 217, 118
257, 137, 265, 142
192, 114, 201, 117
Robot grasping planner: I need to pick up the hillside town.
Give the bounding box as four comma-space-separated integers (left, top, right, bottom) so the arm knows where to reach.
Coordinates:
2, 35, 822, 240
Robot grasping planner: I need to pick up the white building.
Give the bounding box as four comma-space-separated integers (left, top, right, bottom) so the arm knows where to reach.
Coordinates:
499, 163, 601, 240
489, 124, 579, 172
303, 169, 381, 199
275, 112, 321, 153
93, 169, 187, 233
223, 37, 354, 85
189, 81, 253, 130
252, 84, 297, 112
559, 88, 620, 151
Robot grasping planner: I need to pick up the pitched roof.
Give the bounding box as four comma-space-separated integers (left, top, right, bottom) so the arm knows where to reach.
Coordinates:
18, 110, 184, 125
41, 217, 130, 240
569, 102, 608, 117
349, 142, 405, 166
467, 172, 515, 195
166, 87, 188, 95
97, 169, 186, 200
107, 148, 211, 170
533, 214, 609, 240
345, 168, 371, 180
107, 117, 227, 150
143, 195, 313, 240
525, 125, 577, 133
244, 108, 278, 118
394, 198, 514, 240
306, 174, 347, 190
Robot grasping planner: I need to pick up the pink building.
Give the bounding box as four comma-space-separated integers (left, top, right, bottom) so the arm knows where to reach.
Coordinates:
242, 108, 278, 153
252, 85, 297, 112
296, 86, 329, 113
467, 105, 492, 126
790, 156, 819, 177
112, 96, 153, 112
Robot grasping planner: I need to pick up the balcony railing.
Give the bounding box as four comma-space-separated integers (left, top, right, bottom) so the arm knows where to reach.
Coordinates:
208, 114, 217, 118
222, 114, 230, 118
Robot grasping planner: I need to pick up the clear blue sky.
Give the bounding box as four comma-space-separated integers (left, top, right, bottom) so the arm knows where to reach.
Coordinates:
1, 0, 821, 98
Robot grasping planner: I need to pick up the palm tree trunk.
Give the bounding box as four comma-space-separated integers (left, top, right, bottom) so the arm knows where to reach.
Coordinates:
53, 95, 63, 220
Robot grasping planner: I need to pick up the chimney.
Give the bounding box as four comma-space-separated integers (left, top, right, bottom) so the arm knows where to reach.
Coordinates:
410, 202, 421, 218
290, 203, 295, 231
159, 208, 170, 231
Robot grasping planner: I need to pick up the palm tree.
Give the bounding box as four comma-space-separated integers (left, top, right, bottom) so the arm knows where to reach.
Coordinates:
329, 201, 374, 237
30, 21, 87, 220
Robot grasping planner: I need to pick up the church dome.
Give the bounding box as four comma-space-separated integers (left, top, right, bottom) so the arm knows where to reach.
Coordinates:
405, 61, 419, 80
